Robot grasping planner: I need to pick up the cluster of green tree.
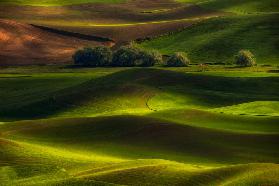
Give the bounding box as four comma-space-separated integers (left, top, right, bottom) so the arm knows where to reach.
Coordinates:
73, 46, 256, 67
72, 46, 190, 67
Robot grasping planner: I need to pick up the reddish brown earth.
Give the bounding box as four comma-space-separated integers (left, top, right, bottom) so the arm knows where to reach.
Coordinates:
0, 19, 110, 65
0, 1, 208, 23
0, 0, 225, 65
26, 5, 223, 45
0, 1, 224, 43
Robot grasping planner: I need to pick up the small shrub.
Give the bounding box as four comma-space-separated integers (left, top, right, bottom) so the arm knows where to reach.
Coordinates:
166, 52, 190, 67
137, 50, 163, 67
235, 50, 256, 67
72, 46, 112, 67
112, 46, 139, 67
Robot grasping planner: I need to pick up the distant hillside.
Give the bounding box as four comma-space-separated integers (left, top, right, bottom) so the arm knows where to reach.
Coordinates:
140, 14, 279, 64
177, 0, 279, 13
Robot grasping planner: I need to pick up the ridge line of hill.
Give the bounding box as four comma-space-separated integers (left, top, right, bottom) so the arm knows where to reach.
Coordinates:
31, 24, 115, 43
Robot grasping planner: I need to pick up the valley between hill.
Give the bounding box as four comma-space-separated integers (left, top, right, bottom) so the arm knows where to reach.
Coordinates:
0, 0, 278, 185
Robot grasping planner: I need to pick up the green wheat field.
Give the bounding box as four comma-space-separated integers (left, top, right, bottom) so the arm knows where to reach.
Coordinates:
0, 0, 279, 185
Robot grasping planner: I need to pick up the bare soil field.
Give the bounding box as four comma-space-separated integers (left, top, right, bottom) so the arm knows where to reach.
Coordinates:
0, 19, 110, 65
0, 0, 224, 42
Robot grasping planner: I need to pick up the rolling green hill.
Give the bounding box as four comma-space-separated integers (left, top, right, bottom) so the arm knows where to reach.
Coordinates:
1, 0, 279, 184
1, 115, 279, 185
139, 14, 279, 64
1, 68, 279, 121
0, 0, 124, 6
0, 116, 279, 185
138, 0, 279, 65
177, 0, 279, 14
1, 67, 279, 185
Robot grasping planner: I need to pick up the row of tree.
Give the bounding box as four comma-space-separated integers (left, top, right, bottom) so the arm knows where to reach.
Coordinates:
73, 46, 256, 67
73, 46, 190, 67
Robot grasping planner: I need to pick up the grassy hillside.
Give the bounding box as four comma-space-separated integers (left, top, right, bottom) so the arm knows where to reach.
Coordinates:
1, 0, 279, 184
2, 115, 279, 163
0, 0, 124, 6
0, 67, 279, 185
1, 116, 279, 185
2, 133, 278, 186
177, 0, 279, 14
1, 67, 279, 121
139, 14, 279, 64
139, 0, 279, 65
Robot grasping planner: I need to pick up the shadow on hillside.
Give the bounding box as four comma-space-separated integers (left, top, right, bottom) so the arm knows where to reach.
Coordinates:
2, 115, 279, 164
1, 68, 279, 121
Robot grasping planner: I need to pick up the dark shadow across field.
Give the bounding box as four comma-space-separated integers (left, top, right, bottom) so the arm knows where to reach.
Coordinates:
0, 68, 278, 120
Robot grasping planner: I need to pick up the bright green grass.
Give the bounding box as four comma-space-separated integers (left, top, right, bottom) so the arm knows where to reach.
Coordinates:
0, 67, 278, 121
0, 67, 278, 138
1, 116, 279, 185
149, 109, 279, 134
2, 135, 278, 186
139, 14, 279, 65
212, 101, 279, 116
2, 115, 279, 164
1, 67, 279, 185
177, 0, 279, 14
1, 67, 279, 120
0, 0, 278, 184
0, 68, 125, 120
0, 0, 124, 6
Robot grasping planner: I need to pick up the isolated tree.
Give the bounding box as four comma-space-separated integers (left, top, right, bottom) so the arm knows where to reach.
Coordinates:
72, 46, 112, 67
137, 50, 163, 67
235, 50, 256, 67
112, 46, 140, 67
166, 52, 190, 67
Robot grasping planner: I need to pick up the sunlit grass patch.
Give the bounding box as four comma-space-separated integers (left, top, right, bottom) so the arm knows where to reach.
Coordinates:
176, 0, 279, 14
0, 67, 279, 184
213, 101, 279, 117
140, 14, 279, 65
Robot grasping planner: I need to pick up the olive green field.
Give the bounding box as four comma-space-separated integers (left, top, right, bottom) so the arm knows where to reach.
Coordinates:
0, 0, 279, 185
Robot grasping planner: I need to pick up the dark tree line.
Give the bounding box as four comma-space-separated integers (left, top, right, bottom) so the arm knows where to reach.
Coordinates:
73, 46, 256, 67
